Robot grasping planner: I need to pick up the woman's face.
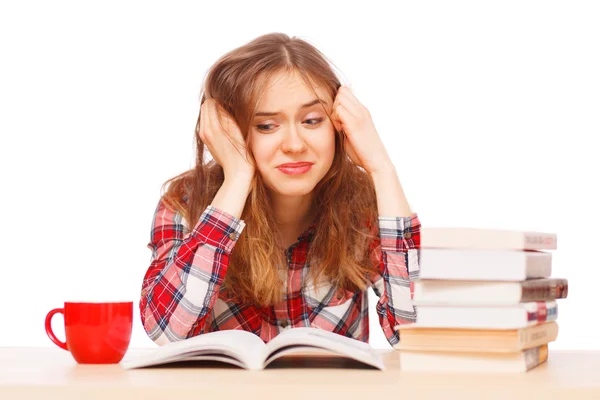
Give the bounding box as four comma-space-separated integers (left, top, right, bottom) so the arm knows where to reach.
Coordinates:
250, 71, 336, 197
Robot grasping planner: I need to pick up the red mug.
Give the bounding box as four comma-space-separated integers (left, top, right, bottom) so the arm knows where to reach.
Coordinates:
45, 301, 133, 364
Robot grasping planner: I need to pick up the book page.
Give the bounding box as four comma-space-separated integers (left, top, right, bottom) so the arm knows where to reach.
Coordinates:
260, 327, 385, 370
121, 329, 266, 370
174, 353, 248, 369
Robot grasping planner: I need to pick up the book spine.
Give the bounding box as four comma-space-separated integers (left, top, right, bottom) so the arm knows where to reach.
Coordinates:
524, 232, 557, 250
517, 322, 558, 349
520, 279, 569, 302
524, 344, 549, 371
525, 301, 558, 324
525, 252, 553, 279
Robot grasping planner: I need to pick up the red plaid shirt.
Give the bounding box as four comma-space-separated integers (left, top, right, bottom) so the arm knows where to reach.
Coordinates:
139, 197, 421, 346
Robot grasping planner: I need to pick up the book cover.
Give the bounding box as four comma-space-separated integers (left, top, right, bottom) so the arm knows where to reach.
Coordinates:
418, 248, 552, 281
393, 321, 559, 352
412, 278, 569, 306
421, 227, 557, 251
398, 344, 549, 373
413, 301, 558, 329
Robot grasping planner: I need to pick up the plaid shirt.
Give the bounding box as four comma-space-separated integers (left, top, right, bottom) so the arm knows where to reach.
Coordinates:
139, 197, 421, 347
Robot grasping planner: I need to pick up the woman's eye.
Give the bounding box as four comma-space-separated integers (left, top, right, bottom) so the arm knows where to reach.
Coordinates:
256, 124, 275, 132
306, 118, 324, 126
256, 118, 324, 133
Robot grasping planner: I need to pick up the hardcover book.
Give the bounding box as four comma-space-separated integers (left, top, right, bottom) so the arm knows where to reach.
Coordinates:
399, 344, 549, 373
413, 301, 558, 329
418, 248, 552, 281
394, 321, 558, 352
412, 278, 568, 306
421, 227, 557, 251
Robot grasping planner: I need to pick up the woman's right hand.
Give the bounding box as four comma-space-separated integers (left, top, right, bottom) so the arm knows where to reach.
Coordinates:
199, 99, 255, 182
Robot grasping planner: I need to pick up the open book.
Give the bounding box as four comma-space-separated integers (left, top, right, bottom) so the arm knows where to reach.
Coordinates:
122, 327, 385, 370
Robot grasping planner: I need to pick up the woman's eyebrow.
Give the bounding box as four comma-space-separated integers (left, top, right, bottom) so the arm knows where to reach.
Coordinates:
255, 98, 327, 117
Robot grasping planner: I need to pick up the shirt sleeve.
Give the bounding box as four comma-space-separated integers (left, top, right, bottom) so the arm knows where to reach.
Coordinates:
139, 198, 246, 346
368, 213, 420, 346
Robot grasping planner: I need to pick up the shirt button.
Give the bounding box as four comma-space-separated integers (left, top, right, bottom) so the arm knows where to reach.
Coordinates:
279, 320, 288, 328
229, 232, 237, 240
405, 231, 412, 239
336, 291, 344, 300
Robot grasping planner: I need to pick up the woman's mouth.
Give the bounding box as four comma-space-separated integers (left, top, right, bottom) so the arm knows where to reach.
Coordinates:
276, 163, 313, 175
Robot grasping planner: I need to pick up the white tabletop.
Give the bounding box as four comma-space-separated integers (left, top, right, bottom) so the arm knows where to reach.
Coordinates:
1, 347, 599, 399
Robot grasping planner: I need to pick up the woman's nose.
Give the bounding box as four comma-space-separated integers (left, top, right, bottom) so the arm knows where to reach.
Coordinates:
281, 126, 307, 153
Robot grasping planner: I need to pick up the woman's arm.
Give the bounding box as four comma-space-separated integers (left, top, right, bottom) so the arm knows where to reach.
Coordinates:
370, 166, 413, 218
369, 167, 420, 346
139, 178, 251, 346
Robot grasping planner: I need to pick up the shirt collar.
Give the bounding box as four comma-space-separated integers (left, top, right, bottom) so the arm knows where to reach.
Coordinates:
296, 218, 318, 242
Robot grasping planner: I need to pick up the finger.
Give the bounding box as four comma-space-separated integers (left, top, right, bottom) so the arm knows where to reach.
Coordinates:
337, 88, 367, 121
331, 108, 342, 132
216, 105, 241, 140
223, 114, 245, 148
333, 93, 352, 121
204, 100, 215, 133
334, 118, 342, 133
218, 110, 246, 154
339, 85, 362, 108
335, 103, 353, 132
336, 90, 362, 117
201, 101, 216, 142
209, 101, 226, 138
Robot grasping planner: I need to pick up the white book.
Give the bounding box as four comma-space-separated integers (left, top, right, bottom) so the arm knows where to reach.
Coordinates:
399, 345, 548, 373
121, 327, 385, 371
413, 278, 568, 306
421, 227, 557, 251
413, 301, 558, 329
418, 248, 552, 281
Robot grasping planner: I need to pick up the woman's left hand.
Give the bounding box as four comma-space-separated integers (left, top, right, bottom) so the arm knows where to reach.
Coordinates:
331, 85, 394, 176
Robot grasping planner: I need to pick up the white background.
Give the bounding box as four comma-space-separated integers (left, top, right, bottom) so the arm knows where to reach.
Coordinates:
1, 1, 598, 350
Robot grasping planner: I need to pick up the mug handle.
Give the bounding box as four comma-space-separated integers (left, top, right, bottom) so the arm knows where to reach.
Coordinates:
45, 308, 68, 351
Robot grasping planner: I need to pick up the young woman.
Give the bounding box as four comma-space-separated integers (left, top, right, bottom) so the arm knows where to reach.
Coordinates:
139, 33, 421, 347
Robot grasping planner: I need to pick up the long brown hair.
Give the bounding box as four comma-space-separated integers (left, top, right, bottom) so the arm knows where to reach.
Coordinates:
159, 33, 380, 307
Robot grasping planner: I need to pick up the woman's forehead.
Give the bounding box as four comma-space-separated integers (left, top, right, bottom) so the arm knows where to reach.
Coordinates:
258, 71, 331, 106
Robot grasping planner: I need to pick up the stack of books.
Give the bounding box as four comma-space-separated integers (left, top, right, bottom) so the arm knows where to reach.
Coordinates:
394, 227, 568, 373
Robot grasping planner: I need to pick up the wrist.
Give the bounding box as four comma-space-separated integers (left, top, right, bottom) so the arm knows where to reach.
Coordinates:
224, 173, 253, 191
369, 163, 396, 182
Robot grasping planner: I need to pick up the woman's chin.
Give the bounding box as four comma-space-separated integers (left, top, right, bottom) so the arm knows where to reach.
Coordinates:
269, 181, 316, 197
